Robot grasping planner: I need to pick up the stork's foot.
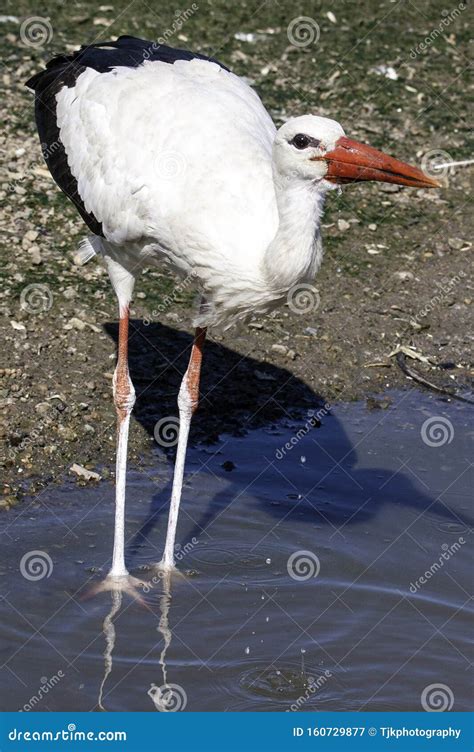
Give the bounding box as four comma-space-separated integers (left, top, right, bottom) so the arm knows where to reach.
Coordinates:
147, 561, 188, 585
83, 573, 151, 606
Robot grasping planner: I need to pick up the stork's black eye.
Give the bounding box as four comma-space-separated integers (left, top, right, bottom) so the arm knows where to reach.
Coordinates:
291, 133, 315, 149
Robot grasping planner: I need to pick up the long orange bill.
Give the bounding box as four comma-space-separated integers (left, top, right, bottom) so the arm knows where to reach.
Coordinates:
321, 136, 441, 188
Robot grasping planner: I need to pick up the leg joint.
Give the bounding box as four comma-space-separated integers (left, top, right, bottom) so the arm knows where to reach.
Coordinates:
178, 371, 198, 416
113, 369, 136, 415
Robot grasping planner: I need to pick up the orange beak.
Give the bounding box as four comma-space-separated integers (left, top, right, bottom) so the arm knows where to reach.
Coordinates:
321, 136, 441, 189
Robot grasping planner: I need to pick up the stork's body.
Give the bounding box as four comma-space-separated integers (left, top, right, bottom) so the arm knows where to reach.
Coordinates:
27, 36, 438, 580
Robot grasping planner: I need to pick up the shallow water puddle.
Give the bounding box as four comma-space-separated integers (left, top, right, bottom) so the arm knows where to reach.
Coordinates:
0, 390, 472, 711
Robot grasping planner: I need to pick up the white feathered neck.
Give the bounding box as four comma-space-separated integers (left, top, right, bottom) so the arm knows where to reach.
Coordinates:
262, 173, 326, 291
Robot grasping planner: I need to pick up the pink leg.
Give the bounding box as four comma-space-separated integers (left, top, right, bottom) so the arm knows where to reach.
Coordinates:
109, 307, 136, 577
160, 326, 206, 569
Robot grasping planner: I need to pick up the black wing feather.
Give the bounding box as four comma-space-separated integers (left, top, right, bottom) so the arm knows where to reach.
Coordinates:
25, 36, 229, 237
26, 35, 228, 90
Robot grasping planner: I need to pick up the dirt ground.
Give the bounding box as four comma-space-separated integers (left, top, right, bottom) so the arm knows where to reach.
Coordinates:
1, 0, 472, 506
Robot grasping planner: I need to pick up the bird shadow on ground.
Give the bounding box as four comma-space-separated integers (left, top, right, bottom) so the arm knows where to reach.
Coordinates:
104, 320, 471, 569
104, 319, 321, 442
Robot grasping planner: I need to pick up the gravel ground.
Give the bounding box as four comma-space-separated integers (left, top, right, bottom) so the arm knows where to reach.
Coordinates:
1, 0, 472, 506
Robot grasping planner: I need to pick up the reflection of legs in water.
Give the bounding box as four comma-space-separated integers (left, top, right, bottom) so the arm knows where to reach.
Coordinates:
95, 572, 176, 712
98, 589, 122, 711
158, 571, 172, 687
147, 571, 189, 712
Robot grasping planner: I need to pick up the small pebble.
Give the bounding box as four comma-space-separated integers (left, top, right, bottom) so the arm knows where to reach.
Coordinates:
70, 463, 101, 481
221, 460, 235, 471
68, 317, 86, 331
35, 402, 52, 416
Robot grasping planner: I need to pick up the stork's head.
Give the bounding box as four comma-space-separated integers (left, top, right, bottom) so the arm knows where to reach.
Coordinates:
274, 115, 440, 190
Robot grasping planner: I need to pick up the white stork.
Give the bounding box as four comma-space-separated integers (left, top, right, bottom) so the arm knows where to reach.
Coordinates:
26, 36, 439, 582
